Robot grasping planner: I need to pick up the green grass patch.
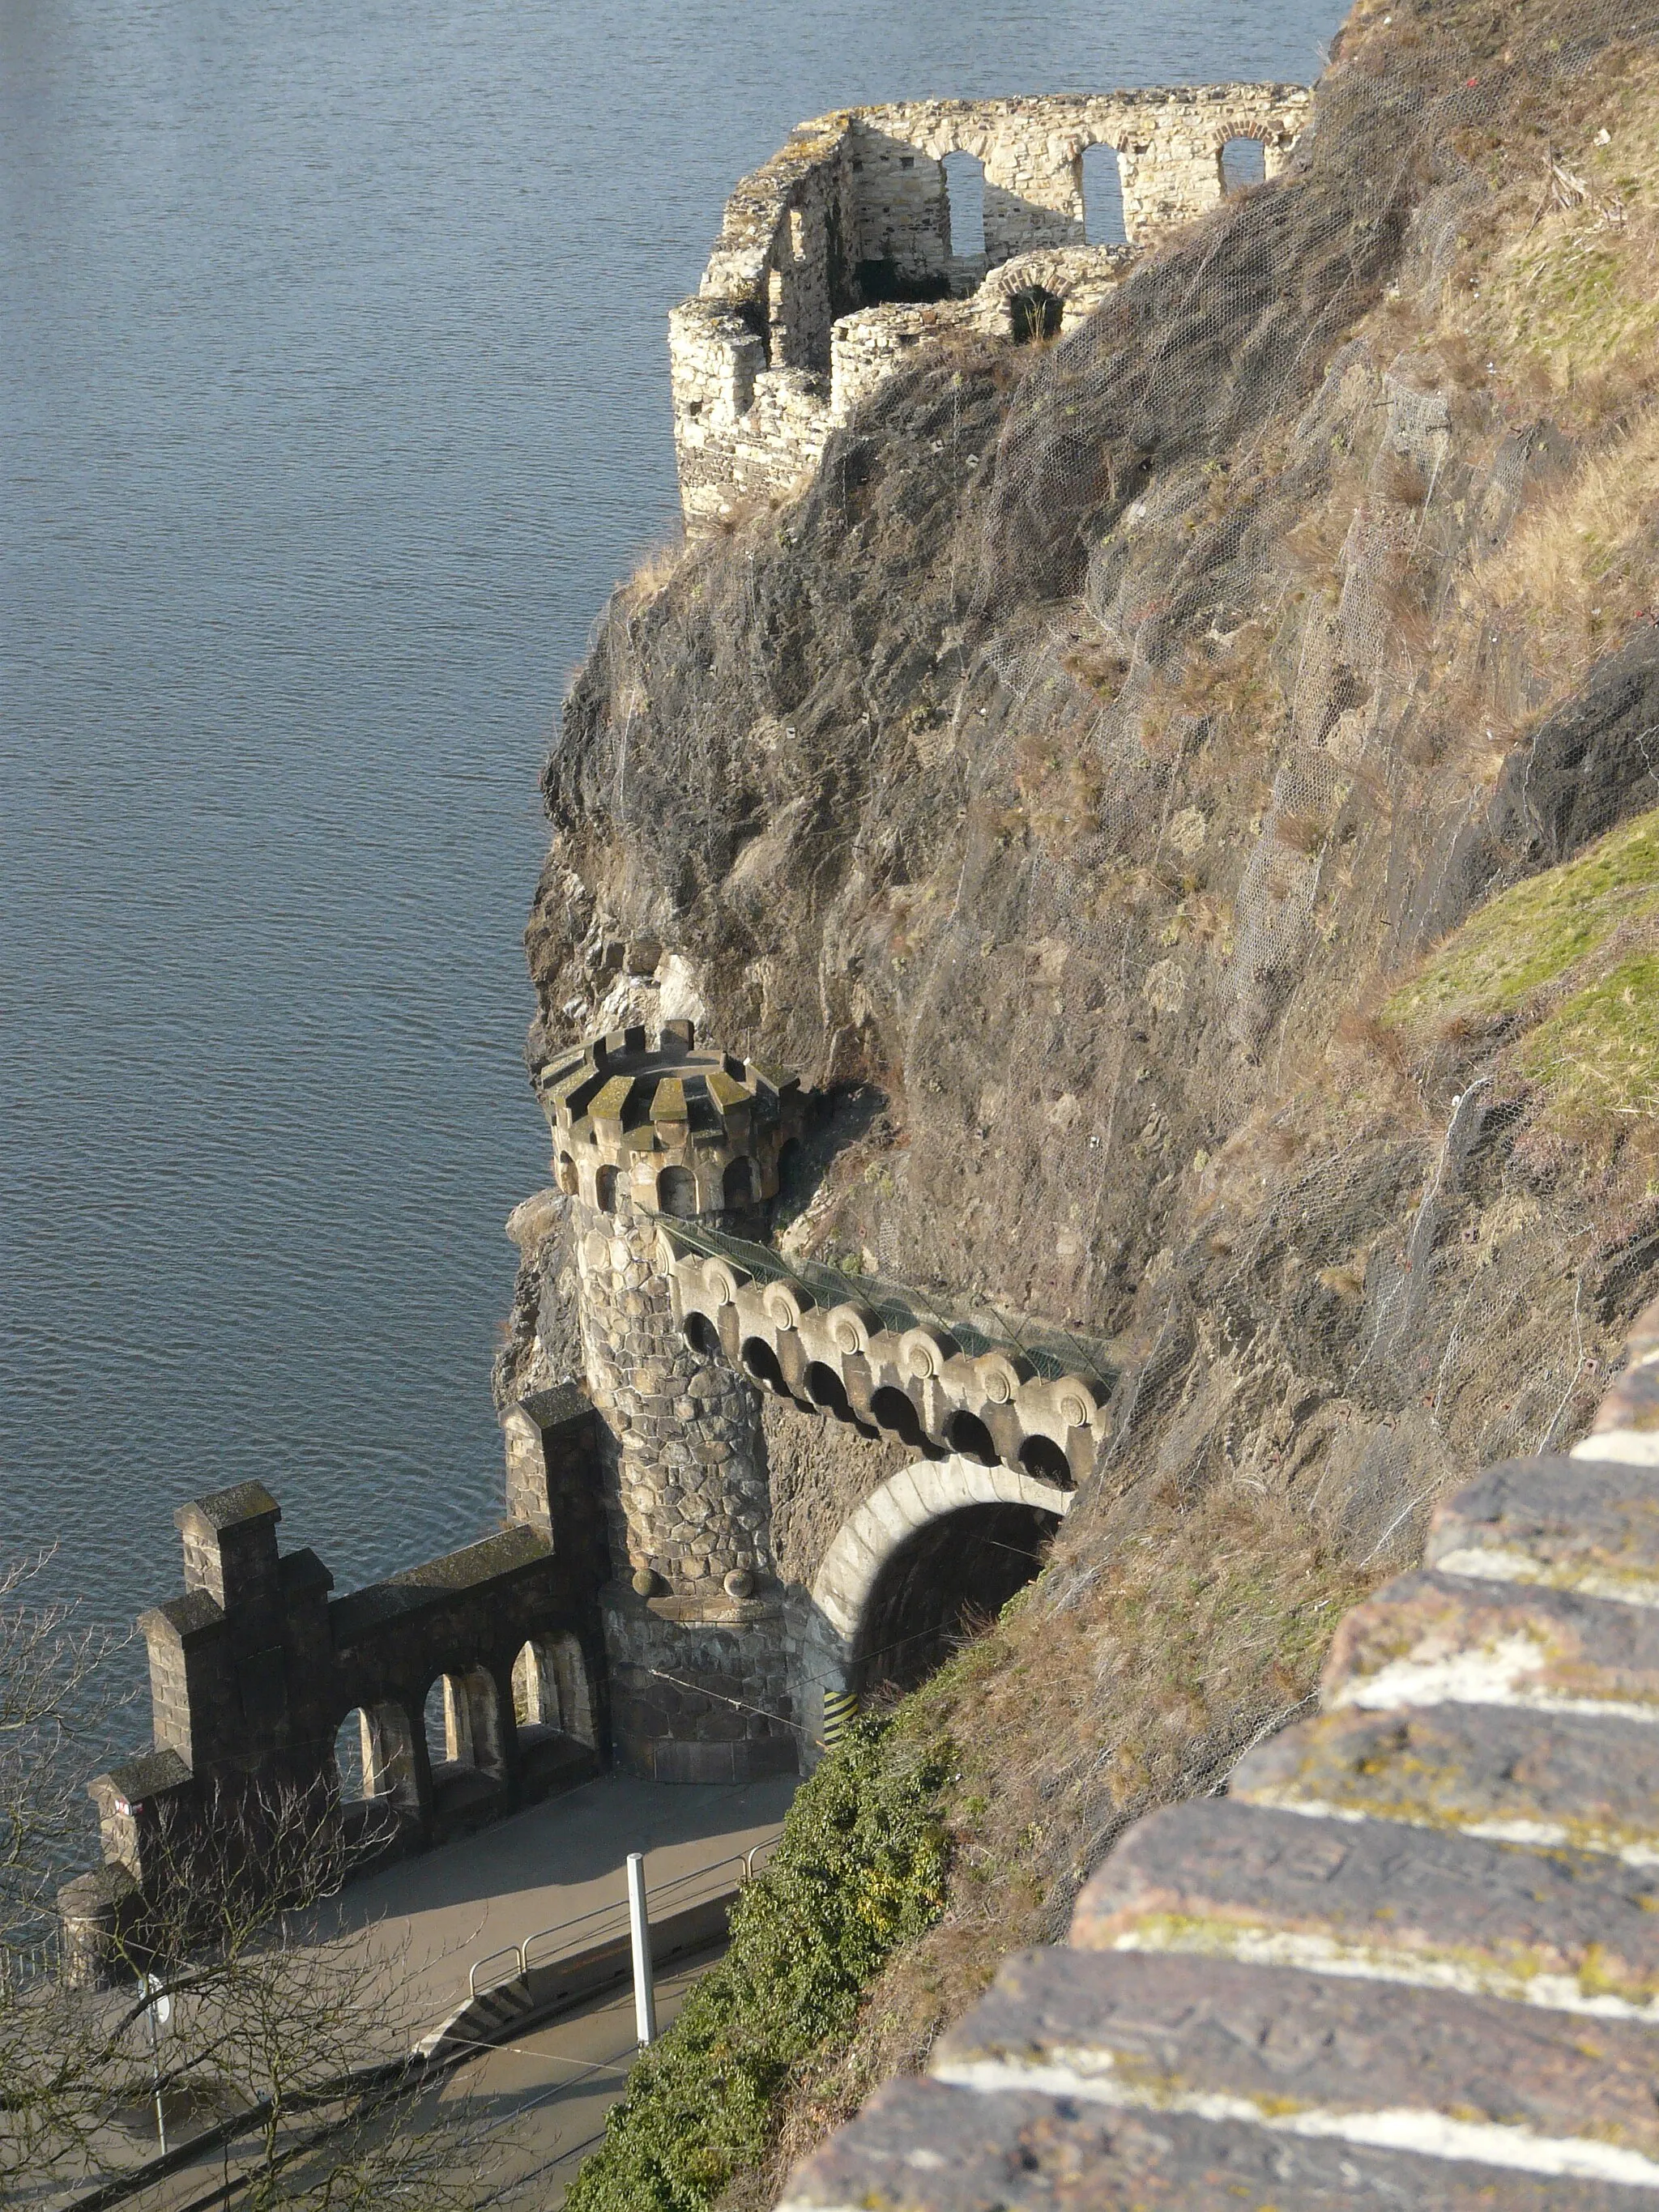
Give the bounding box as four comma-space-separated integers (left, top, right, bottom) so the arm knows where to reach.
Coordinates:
1384, 805, 1659, 1029
563, 1721, 950, 2212
1517, 953, 1659, 1122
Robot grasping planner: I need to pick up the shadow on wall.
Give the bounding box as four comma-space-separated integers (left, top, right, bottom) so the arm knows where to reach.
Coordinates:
855, 1499, 1060, 1697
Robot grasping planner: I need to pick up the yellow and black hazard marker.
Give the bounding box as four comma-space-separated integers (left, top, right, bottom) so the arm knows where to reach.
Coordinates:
821, 1689, 859, 1749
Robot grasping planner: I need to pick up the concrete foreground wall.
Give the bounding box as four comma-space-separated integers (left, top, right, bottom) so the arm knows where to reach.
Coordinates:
776, 1298, 1659, 2208
671, 86, 1311, 526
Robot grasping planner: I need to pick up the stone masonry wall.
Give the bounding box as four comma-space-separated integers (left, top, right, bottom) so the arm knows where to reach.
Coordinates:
670, 84, 1311, 526
572, 1189, 774, 1596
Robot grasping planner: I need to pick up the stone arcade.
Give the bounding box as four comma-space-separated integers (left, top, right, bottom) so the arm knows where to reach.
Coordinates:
62, 1022, 1104, 1967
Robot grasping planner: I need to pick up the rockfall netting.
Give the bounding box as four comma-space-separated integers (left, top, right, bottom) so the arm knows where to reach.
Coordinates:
534, 0, 1659, 1575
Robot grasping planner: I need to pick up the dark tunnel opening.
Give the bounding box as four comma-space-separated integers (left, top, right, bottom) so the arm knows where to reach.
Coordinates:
852, 1502, 1060, 1699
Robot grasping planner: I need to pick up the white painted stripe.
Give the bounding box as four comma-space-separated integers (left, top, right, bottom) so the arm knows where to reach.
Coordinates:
930, 2057, 1659, 2188
1328, 1630, 1659, 1720
1434, 1548, 1659, 1609
1248, 1793, 1659, 1866
1109, 1927, 1659, 2022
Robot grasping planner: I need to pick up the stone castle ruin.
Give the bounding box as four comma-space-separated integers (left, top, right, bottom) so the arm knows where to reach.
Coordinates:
64, 1022, 1107, 1963
670, 86, 1310, 526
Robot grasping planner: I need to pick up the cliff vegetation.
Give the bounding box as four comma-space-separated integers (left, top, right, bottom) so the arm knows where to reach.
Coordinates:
522, 0, 1659, 2198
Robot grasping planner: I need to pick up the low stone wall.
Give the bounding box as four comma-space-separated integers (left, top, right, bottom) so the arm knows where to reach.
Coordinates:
59, 1391, 611, 1978
776, 1299, 1659, 2206
669, 86, 1311, 526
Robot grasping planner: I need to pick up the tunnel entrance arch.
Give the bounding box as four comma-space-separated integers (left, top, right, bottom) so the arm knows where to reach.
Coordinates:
809, 1458, 1072, 1710
855, 1498, 1058, 1695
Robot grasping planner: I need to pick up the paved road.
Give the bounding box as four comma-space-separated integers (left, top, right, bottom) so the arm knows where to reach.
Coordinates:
435, 1946, 722, 2206
325, 1767, 797, 2045
74, 1771, 796, 2210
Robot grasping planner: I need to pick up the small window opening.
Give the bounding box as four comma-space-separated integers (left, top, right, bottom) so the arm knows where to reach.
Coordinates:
684, 1310, 721, 1358
942, 151, 986, 261
595, 1164, 618, 1214
657, 1165, 697, 1219
805, 1361, 851, 1420
1009, 285, 1064, 344
1018, 1434, 1075, 1489
1221, 136, 1267, 194
869, 1384, 929, 1451
945, 1410, 999, 1465
1081, 144, 1127, 246
740, 1336, 786, 1392
335, 1709, 369, 1801
723, 1157, 757, 1208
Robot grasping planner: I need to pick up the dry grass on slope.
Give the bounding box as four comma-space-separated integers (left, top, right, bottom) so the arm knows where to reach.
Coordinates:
721, 1481, 1377, 2210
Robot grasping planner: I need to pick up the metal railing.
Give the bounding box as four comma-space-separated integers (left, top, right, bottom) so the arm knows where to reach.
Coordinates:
466, 1833, 782, 2001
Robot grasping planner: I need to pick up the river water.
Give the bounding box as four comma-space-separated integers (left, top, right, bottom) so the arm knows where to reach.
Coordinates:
1, 0, 1345, 1657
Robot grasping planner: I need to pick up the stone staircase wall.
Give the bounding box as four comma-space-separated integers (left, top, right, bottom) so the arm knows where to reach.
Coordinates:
776, 1298, 1659, 2206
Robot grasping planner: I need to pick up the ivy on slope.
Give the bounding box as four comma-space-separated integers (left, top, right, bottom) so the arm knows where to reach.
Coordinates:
562, 1721, 950, 2212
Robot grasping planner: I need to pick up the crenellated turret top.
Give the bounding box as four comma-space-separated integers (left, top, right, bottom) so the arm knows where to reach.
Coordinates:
534, 1020, 806, 1217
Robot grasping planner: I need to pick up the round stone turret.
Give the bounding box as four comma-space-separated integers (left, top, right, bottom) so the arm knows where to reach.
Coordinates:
536, 1019, 804, 1218
533, 1020, 806, 1784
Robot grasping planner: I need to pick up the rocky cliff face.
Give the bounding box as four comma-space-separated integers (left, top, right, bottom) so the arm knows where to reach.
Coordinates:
518, 0, 1659, 2185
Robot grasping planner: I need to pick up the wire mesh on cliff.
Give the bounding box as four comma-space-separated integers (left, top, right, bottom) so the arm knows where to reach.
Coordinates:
540, 0, 1659, 1568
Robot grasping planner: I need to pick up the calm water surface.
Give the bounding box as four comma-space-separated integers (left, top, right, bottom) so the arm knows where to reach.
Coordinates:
1, 0, 1346, 1670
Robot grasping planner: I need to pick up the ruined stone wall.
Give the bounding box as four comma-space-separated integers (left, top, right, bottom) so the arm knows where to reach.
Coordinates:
669, 84, 1311, 526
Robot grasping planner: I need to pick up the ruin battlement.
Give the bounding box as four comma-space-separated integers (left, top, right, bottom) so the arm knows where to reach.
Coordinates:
670, 84, 1311, 526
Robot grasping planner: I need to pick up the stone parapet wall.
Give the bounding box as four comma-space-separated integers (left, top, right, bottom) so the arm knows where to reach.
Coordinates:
668, 1239, 1108, 1491
776, 1297, 1659, 2206
670, 83, 1310, 526
61, 1393, 612, 1977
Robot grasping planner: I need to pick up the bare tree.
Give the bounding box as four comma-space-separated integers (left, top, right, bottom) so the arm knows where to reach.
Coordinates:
0, 1558, 505, 2210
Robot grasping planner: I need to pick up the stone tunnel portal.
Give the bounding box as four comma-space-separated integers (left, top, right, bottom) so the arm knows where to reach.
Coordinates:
851, 1499, 1060, 1698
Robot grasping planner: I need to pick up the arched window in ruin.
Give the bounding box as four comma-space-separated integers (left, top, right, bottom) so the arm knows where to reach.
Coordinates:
684, 1309, 721, 1359
942, 151, 986, 264
1008, 285, 1063, 345
1018, 1434, 1074, 1489
595, 1164, 618, 1214
1081, 143, 1127, 246
945, 1410, 998, 1465
657, 1165, 698, 1218
1221, 135, 1267, 194
336, 1703, 417, 1824
723, 1157, 757, 1209
334, 1708, 369, 1801
776, 1137, 804, 1203
424, 1669, 506, 1782
556, 1153, 578, 1196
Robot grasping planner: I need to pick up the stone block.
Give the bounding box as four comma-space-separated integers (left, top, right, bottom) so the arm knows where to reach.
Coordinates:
1232, 1701, 1659, 1860
934, 1946, 1659, 2168
1428, 1455, 1659, 1603
1322, 1570, 1659, 1718
1070, 1799, 1659, 2010
776, 2076, 1625, 2211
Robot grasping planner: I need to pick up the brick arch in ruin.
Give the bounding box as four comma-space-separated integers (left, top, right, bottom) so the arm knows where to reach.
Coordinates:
669, 83, 1311, 527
